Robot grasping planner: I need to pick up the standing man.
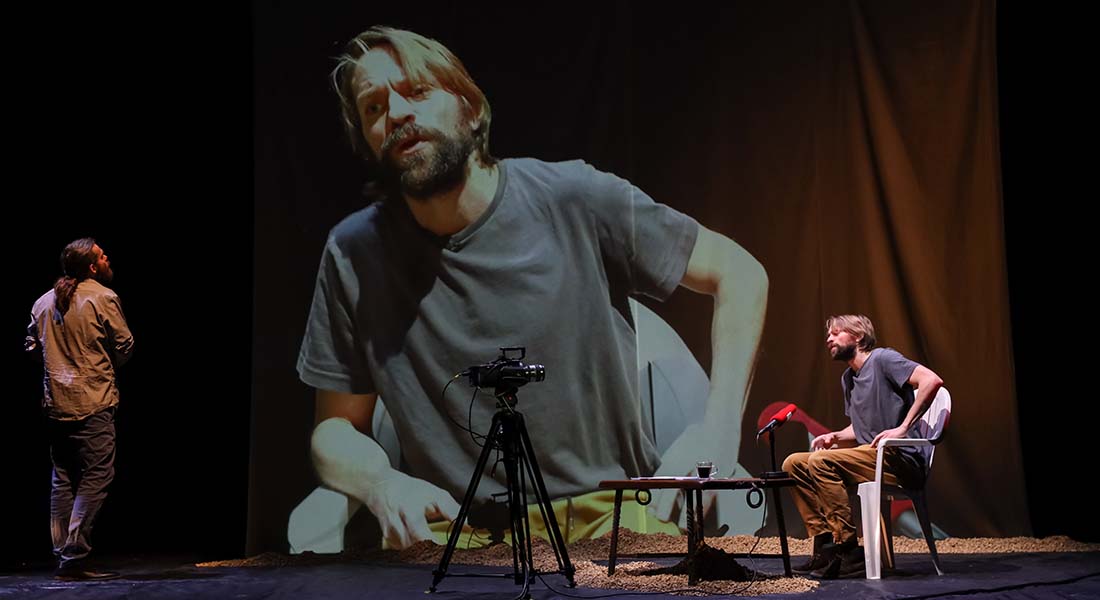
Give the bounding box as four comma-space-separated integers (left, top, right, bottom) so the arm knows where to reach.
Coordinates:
296, 26, 769, 549
782, 314, 943, 579
26, 238, 134, 580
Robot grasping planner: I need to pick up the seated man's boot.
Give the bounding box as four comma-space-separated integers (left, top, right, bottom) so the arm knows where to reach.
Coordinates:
811, 537, 866, 580
793, 532, 833, 575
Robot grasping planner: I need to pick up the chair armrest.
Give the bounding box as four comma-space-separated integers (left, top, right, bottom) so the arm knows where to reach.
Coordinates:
880, 438, 933, 448
872, 438, 933, 484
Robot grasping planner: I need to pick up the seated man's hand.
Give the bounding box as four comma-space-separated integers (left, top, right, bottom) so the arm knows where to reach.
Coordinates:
361, 470, 460, 549
811, 432, 838, 450
871, 425, 909, 448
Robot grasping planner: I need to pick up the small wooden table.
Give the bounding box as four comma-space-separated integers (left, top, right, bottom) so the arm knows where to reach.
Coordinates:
598, 476, 798, 584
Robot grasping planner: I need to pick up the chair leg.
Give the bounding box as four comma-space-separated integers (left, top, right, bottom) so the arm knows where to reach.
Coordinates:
857, 482, 881, 579
909, 491, 944, 576
879, 497, 895, 570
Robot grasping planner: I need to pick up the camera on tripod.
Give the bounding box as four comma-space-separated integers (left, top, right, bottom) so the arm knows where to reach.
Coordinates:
433, 346, 574, 592
463, 346, 545, 389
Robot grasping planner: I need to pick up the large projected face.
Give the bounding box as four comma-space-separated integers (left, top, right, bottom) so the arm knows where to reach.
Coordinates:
353, 48, 476, 200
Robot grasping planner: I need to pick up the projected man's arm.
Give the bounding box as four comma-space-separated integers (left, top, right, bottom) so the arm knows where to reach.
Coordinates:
650, 225, 769, 522
311, 389, 459, 549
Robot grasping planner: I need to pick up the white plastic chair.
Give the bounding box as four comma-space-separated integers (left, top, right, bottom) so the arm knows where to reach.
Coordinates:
857, 386, 951, 579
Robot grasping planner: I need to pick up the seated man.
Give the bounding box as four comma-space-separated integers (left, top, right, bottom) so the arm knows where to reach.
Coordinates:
782, 315, 943, 579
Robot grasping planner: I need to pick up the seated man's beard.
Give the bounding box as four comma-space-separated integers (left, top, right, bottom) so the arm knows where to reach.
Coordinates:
832, 343, 857, 362
382, 123, 476, 200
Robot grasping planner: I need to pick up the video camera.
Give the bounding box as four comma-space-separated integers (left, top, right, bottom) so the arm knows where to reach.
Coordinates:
464, 346, 545, 389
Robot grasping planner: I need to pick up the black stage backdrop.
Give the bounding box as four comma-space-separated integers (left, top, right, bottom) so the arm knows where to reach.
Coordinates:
3, 5, 252, 569
3, 1, 1094, 571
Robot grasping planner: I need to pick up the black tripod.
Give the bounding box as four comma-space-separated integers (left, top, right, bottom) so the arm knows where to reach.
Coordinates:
429, 386, 575, 596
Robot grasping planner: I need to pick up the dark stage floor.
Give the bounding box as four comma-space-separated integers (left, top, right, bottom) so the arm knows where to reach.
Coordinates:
2, 552, 1099, 599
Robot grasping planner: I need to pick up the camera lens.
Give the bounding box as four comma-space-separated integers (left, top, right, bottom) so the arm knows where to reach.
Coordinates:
521, 363, 545, 382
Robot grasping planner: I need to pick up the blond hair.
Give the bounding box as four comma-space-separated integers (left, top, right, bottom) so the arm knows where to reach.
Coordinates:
331, 26, 493, 165
825, 314, 877, 350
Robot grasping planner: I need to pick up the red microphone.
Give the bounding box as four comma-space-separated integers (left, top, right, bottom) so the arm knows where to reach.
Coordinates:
756, 403, 798, 438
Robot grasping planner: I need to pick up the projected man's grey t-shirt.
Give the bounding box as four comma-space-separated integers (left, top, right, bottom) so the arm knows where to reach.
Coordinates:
298, 158, 699, 505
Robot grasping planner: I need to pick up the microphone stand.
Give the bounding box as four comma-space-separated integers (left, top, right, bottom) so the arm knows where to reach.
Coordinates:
759, 429, 793, 575
757, 428, 787, 480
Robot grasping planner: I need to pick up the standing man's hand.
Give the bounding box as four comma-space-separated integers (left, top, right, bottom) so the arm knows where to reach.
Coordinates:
25, 335, 42, 362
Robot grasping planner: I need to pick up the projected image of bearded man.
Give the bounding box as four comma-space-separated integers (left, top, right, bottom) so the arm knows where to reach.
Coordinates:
296, 26, 769, 550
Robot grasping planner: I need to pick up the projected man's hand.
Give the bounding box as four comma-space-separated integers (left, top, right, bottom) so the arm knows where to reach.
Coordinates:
362, 471, 460, 549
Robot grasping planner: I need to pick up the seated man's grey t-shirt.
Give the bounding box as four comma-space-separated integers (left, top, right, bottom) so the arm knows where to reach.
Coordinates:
842, 347, 928, 473
298, 158, 700, 505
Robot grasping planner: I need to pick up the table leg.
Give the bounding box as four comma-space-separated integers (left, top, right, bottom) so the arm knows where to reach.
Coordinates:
695, 489, 705, 544
607, 489, 623, 576
770, 486, 792, 576
685, 490, 697, 585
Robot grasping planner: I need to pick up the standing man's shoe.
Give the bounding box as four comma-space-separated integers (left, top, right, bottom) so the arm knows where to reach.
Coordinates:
54, 562, 121, 581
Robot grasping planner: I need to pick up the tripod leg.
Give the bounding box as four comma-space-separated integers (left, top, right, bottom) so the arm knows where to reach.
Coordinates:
519, 454, 537, 587
514, 414, 575, 586
430, 413, 502, 592
501, 417, 526, 585
522, 455, 565, 571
